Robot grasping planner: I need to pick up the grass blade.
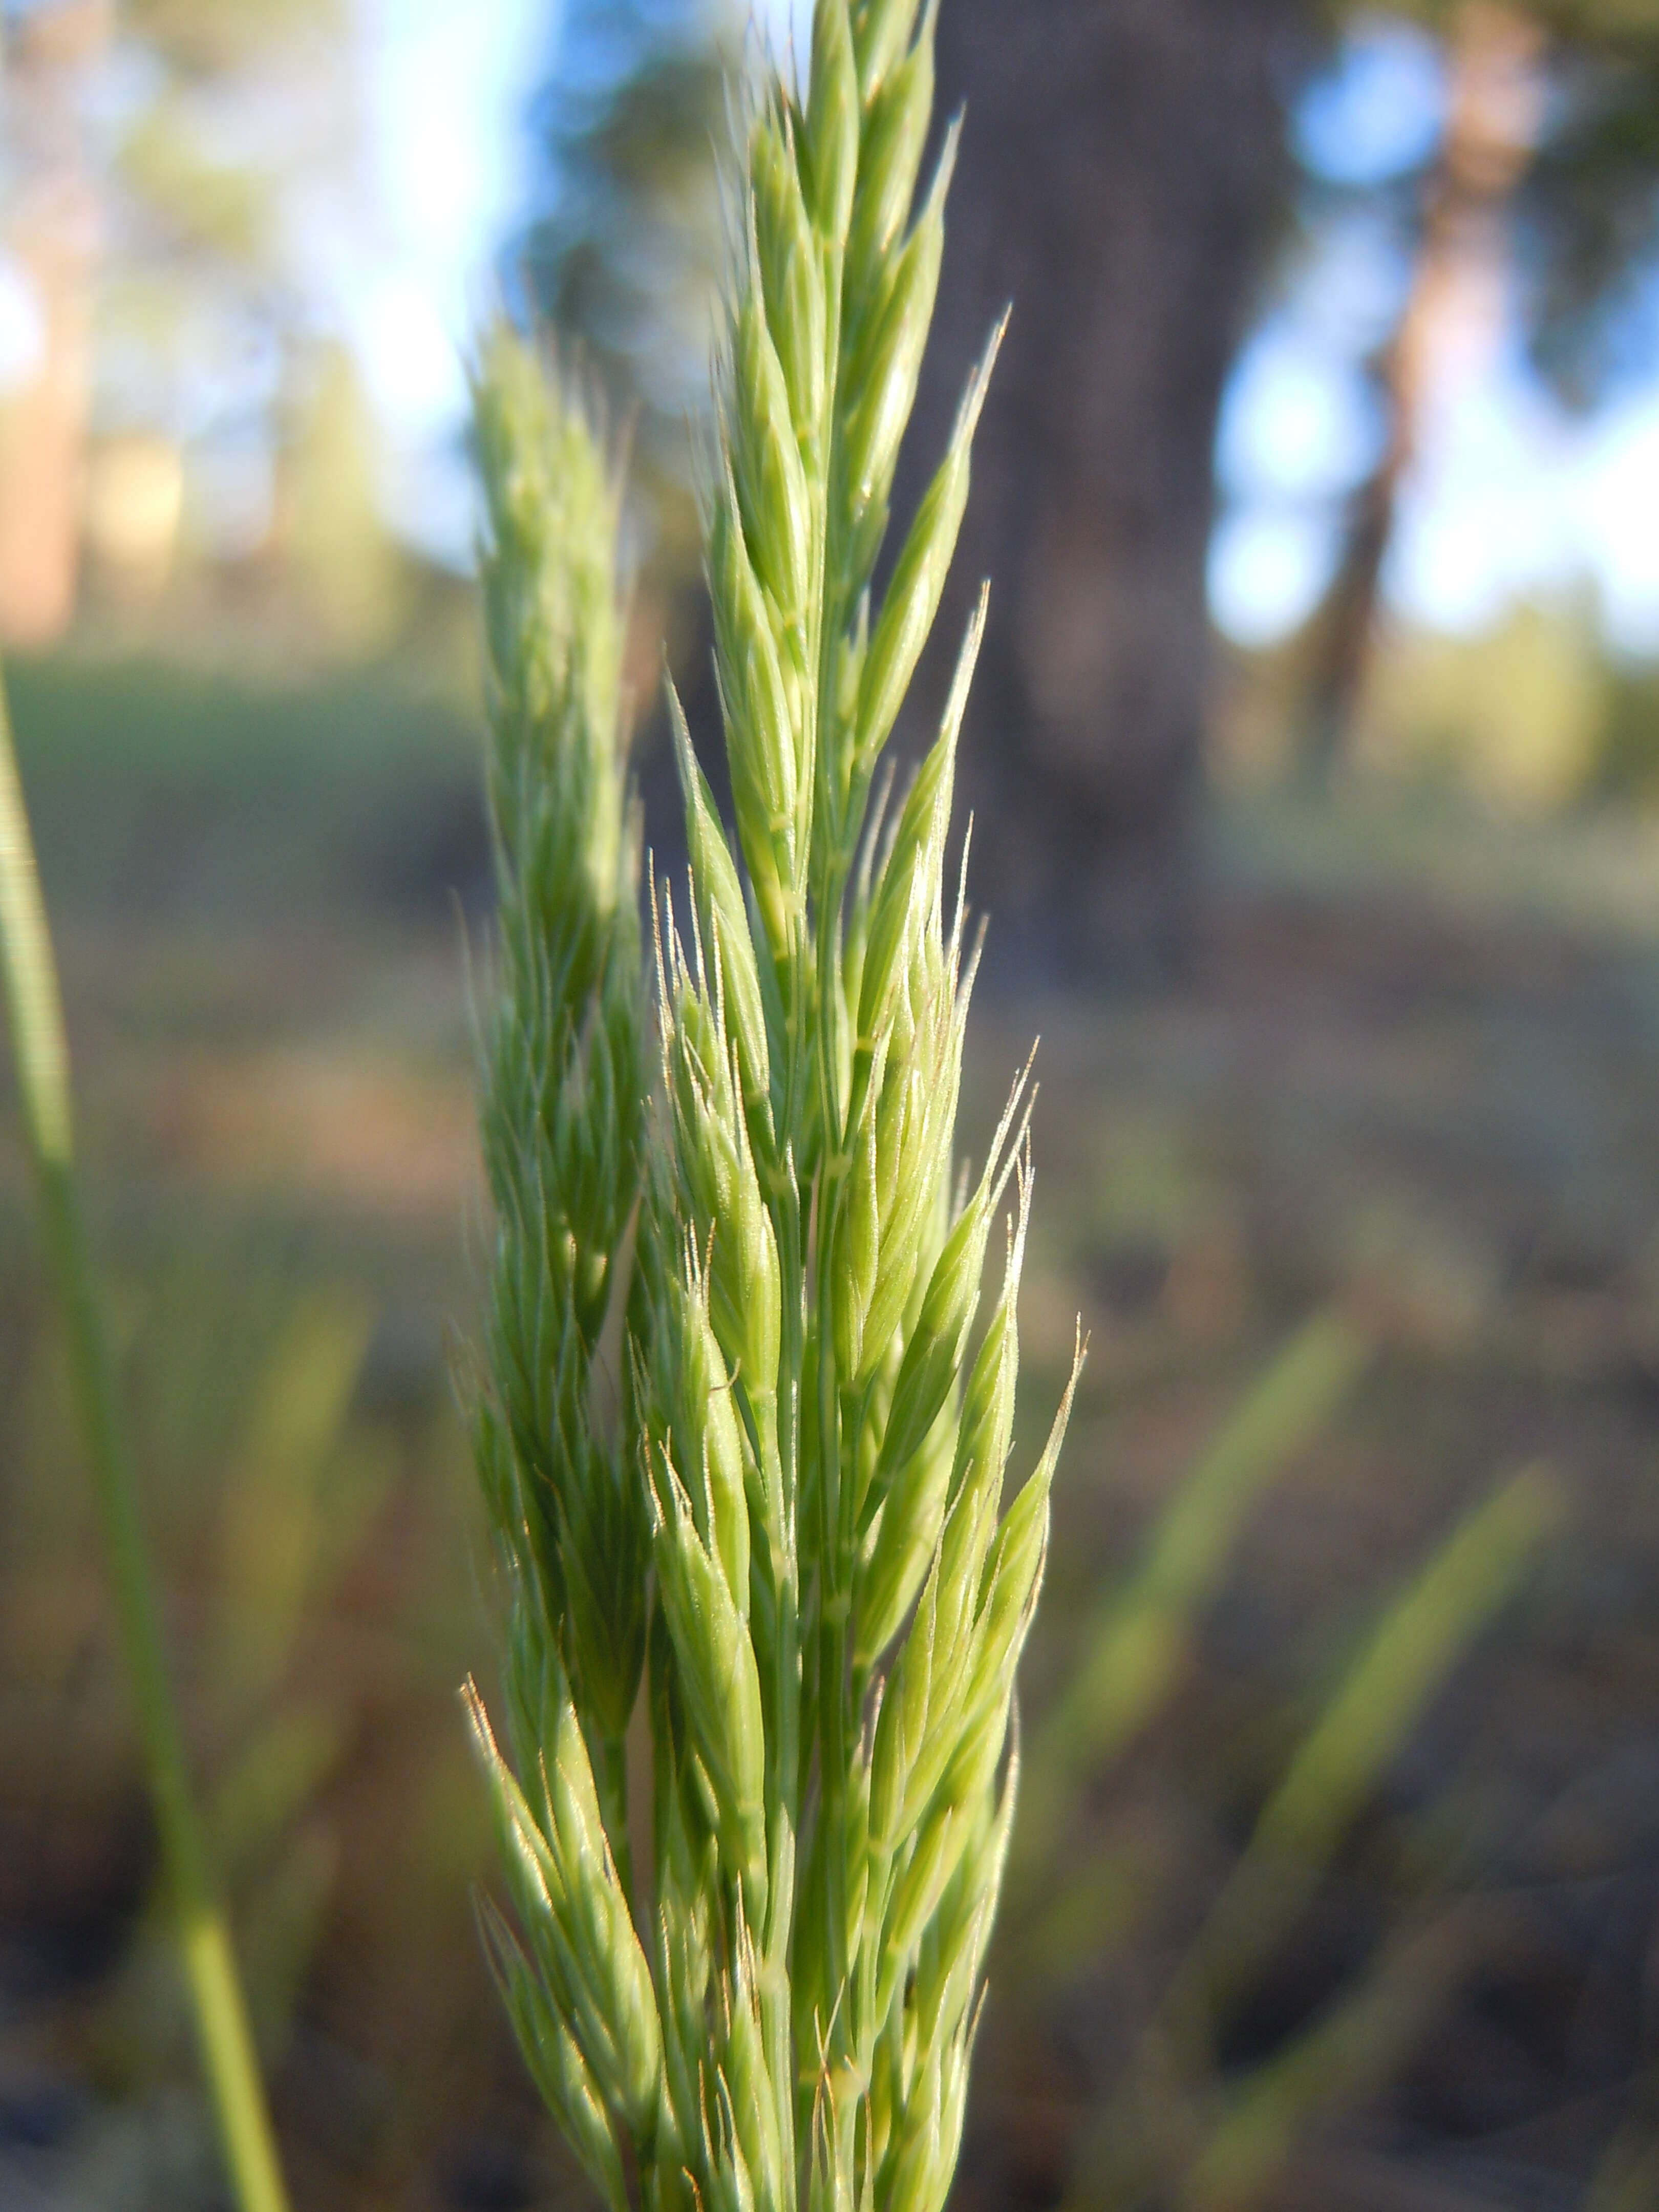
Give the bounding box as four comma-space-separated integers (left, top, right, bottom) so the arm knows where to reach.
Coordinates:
1065, 1462, 1563, 2212
1017, 1312, 1369, 1882
0, 655, 290, 2212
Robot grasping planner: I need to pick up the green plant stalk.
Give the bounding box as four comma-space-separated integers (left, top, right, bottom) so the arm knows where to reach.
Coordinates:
1198, 1458, 1562, 2000
1015, 1310, 1369, 1884
1177, 1904, 1490, 2212
1050, 1313, 1368, 1768
1061, 1460, 1562, 2212
0, 660, 290, 2212
1586, 2073, 1659, 2212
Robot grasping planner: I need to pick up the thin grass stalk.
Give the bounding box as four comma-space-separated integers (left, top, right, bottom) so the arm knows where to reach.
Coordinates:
0, 655, 290, 2212
1175, 1902, 1495, 2212
1014, 1310, 1370, 1886
1061, 1460, 1563, 2212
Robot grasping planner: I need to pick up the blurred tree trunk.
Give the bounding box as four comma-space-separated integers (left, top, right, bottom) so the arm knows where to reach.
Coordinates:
0, 2, 108, 647
1302, 1, 1544, 784
914, 0, 1302, 984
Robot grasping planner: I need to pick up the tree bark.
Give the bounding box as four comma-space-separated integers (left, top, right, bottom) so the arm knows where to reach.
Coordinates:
1302, 2, 1544, 784
0, 3, 108, 648
911, 0, 1303, 983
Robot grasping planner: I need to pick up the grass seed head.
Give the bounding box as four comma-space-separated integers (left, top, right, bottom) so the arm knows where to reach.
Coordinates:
467, 9, 1078, 2208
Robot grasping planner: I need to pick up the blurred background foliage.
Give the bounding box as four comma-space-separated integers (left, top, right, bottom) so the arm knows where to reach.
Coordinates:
10, 0, 1659, 2207
509, 0, 735, 507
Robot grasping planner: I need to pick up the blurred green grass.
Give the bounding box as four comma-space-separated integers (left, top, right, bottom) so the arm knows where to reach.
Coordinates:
5, 652, 487, 930
1214, 777, 1659, 950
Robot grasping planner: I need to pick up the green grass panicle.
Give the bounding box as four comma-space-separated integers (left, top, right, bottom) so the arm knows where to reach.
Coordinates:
466, 9, 1079, 2212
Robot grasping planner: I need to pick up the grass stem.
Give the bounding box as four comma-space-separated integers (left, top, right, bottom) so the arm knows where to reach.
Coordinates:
0, 656, 291, 2212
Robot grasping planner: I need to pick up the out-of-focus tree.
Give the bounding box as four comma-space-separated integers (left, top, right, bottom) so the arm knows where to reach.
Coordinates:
910, 0, 1309, 981
99, 0, 339, 287
512, 0, 736, 525
1300, 3, 1544, 780
508, 0, 744, 865
283, 343, 404, 658
512, 3, 1334, 980
97, 0, 348, 595
518, 0, 1316, 980
1520, 5, 1659, 404
0, 1, 108, 645
0, 0, 360, 643
517, 0, 1331, 981
1300, 0, 1659, 778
